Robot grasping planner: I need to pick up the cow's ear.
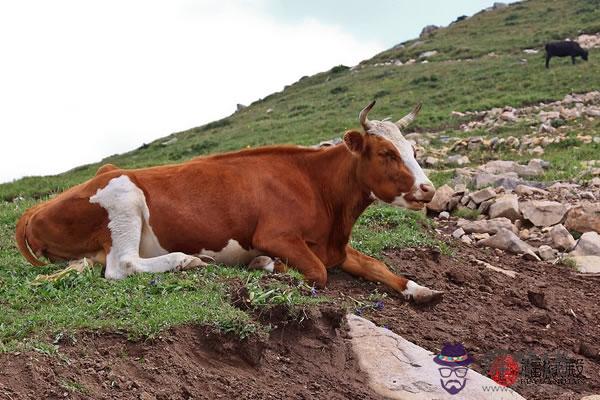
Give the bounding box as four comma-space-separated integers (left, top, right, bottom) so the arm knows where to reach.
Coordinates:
343, 130, 365, 154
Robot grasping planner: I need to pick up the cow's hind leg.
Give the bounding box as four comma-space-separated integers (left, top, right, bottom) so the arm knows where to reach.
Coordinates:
91, 175, 207, 280
340, 245, 443, 305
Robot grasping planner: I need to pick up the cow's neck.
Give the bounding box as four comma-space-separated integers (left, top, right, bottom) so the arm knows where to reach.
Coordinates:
306, 145, 373, 239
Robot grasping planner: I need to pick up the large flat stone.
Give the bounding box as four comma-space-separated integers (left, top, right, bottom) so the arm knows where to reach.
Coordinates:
521, 200, 568, 227
346, 314, 525, 400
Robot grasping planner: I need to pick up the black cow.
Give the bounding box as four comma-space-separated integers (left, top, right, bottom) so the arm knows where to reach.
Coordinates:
545, 41, 588, 68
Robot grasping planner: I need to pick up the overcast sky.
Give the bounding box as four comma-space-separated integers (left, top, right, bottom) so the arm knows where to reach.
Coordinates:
0, 0, 515, 183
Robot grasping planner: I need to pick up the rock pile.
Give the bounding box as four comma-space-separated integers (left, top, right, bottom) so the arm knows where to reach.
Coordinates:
402, 91, 600, 167
428, 173, 600, 273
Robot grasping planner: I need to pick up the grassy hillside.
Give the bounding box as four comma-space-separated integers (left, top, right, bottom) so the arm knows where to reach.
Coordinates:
2, 0, 600, 350
370, 0, 600, 63
2, 0, 600, 201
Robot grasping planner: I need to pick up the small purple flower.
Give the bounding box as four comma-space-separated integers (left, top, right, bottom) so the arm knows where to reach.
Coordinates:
373, 300, 384, 311
310, 286, 318, 297
149, 278, 159, 286
355, 307, 364, 316
382, 325, 389, 330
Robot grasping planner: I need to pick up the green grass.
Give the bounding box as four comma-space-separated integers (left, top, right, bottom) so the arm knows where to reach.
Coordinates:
60, 379, 89, 395
452, 208, 482, 220
351, 205, 448, 256
0, 200, 440, 352
370, 0, 600, 63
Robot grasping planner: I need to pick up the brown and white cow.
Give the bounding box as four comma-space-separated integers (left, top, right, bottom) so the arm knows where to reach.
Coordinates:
16, 101, 442, 304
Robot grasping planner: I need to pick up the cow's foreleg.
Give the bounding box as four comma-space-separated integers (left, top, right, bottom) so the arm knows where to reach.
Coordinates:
253, 234, 327, 287
340, 245, 443, 304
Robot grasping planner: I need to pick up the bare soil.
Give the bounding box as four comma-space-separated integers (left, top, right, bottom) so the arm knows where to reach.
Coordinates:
1, 241, 599, 400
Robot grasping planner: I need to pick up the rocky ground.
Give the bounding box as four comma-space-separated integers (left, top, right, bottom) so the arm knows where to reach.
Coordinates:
427, 162, 600, 273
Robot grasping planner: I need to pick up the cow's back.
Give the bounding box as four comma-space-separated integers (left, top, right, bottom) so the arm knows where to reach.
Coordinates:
128, 150, 322, 255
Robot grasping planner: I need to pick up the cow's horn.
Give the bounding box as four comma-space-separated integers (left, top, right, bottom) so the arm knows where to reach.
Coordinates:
396, 102, 422, 129
359, 100, 376, 131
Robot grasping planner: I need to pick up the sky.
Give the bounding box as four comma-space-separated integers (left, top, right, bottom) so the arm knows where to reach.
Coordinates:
0, 0, 516, 183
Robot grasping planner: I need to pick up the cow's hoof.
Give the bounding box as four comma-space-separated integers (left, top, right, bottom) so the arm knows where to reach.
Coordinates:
412, 288, 444, 305
178, 256, 208, 271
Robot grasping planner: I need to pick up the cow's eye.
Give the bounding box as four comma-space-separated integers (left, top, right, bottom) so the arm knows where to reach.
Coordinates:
379, 150, 397, 160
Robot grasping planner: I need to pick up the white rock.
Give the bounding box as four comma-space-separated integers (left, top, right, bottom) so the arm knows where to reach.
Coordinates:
488, 194, 520, 221
479, 228, 540, 260
418, 50, 438, 59
538, 245, 557, 261
550, 224, 576, 251
571, 232, 600, 256
346, 314, 526, 400
469, 188, 496, 204
520, 200, 568, 227
514, 184, 548, 196
452, 227, 465, 239
458, 217, 517, 234
568, 256, 600, 273
446, 154, 470, 166
427, 184, 455, 212
439, 211, 450, 219
472, 232, 490, 241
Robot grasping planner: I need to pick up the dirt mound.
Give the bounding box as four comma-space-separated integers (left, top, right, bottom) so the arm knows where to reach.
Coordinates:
0, 310, 379, 400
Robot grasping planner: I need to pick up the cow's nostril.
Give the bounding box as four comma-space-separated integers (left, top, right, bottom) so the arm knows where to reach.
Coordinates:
419, 183, 436, 202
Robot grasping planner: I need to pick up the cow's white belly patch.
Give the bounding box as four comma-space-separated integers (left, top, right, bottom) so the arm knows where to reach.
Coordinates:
199, 239, 262, 266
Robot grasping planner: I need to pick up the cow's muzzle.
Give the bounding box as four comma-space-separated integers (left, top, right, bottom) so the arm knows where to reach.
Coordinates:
405, 183, 435, 203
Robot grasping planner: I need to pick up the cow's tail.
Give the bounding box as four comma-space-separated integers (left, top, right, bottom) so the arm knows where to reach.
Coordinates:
15, 207, 46, 266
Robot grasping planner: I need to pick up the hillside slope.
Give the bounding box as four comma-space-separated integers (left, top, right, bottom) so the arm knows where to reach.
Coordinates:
2, 0, 600, 200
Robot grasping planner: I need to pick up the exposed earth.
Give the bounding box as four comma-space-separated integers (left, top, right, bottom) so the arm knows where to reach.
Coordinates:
1, 241, 599, 400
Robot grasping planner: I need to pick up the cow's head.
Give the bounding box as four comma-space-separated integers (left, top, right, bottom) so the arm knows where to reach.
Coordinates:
344, 100, 435, 210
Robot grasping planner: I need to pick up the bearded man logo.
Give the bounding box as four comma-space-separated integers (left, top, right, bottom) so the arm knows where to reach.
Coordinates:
433, 343, 474, 395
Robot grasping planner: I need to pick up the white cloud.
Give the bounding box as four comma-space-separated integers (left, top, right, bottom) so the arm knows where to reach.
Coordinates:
0, 0, 383, 183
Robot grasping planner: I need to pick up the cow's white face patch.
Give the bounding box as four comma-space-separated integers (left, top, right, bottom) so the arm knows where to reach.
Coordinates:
366, 120, 433, 207
199, 239, 262, 266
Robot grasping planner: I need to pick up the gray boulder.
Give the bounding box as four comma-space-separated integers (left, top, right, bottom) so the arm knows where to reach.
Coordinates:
521, 200, 568, 227
571, 232, 600, 256
479, 228, 540, 260
568, 256, 600, 273
488, 194, 520, 221
470, 188, 496, 204
550, 224, 576, 251
426, 184, 455, 212
458, 217, 517, 234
